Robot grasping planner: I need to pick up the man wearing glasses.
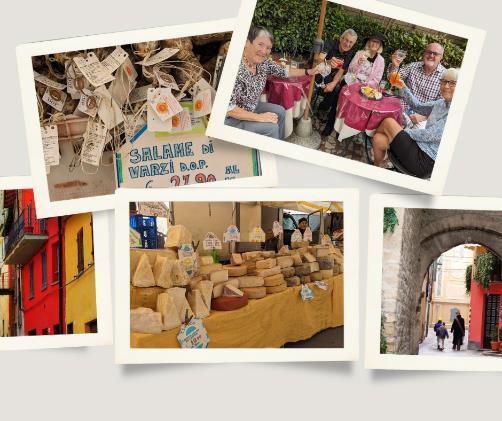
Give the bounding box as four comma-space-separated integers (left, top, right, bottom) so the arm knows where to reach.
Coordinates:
388, 43, 445, 129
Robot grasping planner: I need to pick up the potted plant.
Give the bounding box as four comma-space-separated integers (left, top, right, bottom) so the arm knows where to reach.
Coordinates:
490, 325, 500, 352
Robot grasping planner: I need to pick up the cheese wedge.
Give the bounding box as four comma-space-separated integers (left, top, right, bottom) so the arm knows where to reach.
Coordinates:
132, 253, 156, 287
171, 261, 190, 286
302, 253, 316, 263
130, 307, 163, 334
167, 287, 193, 322
187, 289, 210, 319
292, 254, 303, 266
231, 253, 243, 265
213, 278, 239, 298
210, 269, 229, 284
156, 293, 181, 331
223, 284, 244, 297
199, 255, 215, 266
153, 256, 174, 288
195, 280, 213, 311
131, 286, 166, 310
165, 225, 192, 248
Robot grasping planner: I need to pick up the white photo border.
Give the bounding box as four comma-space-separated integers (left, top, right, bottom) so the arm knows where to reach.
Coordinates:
16, 18, 278, 219
365, 194, 502, 371
115, 187, 359, 364
206, 0, 486, 195
0, 177, 113, 350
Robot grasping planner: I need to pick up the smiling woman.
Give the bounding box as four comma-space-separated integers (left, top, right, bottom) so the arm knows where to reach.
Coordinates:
224, 26, 320, 139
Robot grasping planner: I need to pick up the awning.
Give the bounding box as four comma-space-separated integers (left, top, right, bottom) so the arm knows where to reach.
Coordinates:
261, 201, 343, 213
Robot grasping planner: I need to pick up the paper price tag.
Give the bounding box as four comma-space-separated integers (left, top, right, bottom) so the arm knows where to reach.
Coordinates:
314, 280, 328, 290
170, 109, 192, 133
121, 57, 138, 83
272, 221, 283, 237
203, 232, 222, 250
81, 121, 108, 166
137, 47, 179, 66
157, 73, 179, 90
177, 318, 209, 349
249, 227, 266, 243
42, 87, 67, 112
178, 243, 197, 277
190, 77, 216, 103
94, 85, 124, 130
300, 284, 314, 301
223, 225, 240, 243
148, 88, 183, 121
77, 89, 102, 118
41, 125, 59, 166
303, 227, 313, 241
321, 234, 332, 245
291, 229, 303, 243
101, 46, 129, 74
192, 89, 212, 118
73, 52, 115, 87
67, 67, 88, 99
33, 72, 66, 91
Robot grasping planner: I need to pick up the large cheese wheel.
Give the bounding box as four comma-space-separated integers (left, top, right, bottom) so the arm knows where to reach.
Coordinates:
240, 286, 266, 299
281, 267, 295, 278
285, 276, 300, 287
318, 256, 335, 270
213, 278, 239, 298
266, 282, 287, 294
224, 265, 247, 277
302, 253, 316, 263
310, 271, 323, 282
255, 258, 277, 269
211, 294, 249, 311
295, 264, 311, 276
276, 256, 294, 268
320, 269, 333, 279
254, 266, 281, 278
264, 273, 285, 287
237, 276, 264, 288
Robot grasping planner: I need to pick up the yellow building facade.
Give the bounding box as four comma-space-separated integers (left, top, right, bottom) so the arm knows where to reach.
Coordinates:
64, 213, 97, 334
0, 237, 10, 336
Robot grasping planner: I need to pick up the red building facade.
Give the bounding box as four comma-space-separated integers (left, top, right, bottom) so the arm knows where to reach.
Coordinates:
3, 189, 65, 335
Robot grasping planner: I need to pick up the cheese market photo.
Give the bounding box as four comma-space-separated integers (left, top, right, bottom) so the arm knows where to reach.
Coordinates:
129, 201, 344, 348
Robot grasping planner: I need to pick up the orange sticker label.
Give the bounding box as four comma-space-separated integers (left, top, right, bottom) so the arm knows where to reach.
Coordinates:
156, 102, 169, 114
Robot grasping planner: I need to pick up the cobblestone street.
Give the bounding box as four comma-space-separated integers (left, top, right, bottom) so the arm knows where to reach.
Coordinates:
419, 328, 481, 357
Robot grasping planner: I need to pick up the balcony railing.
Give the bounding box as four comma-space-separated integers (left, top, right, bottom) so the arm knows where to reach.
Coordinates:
3, 209, 48, 265
0, 271, 14, 295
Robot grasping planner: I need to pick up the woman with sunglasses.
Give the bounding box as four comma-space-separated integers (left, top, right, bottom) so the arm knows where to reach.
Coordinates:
371, 68, 459, 178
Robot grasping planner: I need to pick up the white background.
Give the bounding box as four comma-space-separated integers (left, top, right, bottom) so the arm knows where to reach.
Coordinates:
1, 0, 500, 420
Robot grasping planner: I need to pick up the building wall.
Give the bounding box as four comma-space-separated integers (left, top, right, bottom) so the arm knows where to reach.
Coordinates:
64, 213, 96, 333
21, 190, 63, 335
469, 280, 502, 349
0, 237, 10, 336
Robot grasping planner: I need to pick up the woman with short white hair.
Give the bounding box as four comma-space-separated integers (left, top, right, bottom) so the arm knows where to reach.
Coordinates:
371, 67, 459, 178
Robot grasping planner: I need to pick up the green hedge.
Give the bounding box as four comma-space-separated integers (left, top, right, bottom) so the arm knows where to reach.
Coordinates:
253, 0, 466, 68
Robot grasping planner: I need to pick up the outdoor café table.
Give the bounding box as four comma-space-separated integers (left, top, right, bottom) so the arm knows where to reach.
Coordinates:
334, 82, 402, 141
261, 74, 311, 138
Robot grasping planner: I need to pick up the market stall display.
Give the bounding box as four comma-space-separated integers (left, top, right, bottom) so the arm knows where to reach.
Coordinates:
30, 32, 263, 201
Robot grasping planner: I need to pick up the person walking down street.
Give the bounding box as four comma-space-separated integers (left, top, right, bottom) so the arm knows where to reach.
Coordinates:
451, 312, 465, 351
433, 319, 442, 349
437, 322, 449, 351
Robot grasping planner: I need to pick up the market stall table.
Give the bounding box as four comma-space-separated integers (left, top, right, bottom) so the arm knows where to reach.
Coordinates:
131, 274, 343, 348
261, 75, 311, 138
334, 82, 402, 141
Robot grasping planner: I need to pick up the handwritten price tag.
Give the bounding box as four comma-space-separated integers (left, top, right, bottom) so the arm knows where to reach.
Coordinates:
41, 125, 59, 166
203, 232, 222, 250
81, 120, 108, 166
101, 46, 129, 74
73, 52, 115, 87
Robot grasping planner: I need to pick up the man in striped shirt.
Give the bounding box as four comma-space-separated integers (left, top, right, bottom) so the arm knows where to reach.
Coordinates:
388, 43, 445, 129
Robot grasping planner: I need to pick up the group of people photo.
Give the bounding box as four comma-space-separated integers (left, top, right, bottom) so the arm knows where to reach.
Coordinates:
225, 1, 465, 179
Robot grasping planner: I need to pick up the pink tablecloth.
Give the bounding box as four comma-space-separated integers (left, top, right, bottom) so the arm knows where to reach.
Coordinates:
335, 83, 402, 139
265, 75, 311, 110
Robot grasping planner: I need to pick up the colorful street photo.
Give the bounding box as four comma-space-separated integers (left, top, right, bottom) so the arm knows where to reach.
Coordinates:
129, 200, 344, 350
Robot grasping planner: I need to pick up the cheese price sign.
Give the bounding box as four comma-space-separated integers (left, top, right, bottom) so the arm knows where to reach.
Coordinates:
202, 232, 222, 250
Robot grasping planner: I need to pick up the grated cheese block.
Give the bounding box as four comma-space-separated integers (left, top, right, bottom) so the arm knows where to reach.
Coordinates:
264, 273, 285, 287
310, 271, 323, 282
321, 269, 334, 279
281, 267, 296, 278
265, 282, 287, 294
171, 261, 190, 286
262, 251, 276, 259
199, 263, 223, 276
300, 275, 311, 284
285, 276, 300, 287
165, 225, 192, 248
153, 256, 174, 288
224, 265, 248, 277
314, 246, 330, 257
295, 264, 312, 276
210, 269, 229, 284
237, 276, 264, 288
317, 256, 335, 270
240, 286, 266, 299
223, 284, 244, 297
292, 254, 303, 266
199, 255, 215, 266
167, 287, 193, 322
255, 258, 277, 269
254, 266, 281, 278
156, 293, 181, 331
132, 253, 156, 287
302, 253, 316, 263
231, 253, 243, 265
195, 280, 213, 311
276, 256, 294, 268
213, 278, 239, 298
131, 286, 166, 310
187, 290, 210, 319
130, 307, 163, 334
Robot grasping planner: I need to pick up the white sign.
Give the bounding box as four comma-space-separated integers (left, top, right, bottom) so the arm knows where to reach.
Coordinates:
177, 318, 209, 348
249, 227, 266, 243
291, 229, 303, 243
272, 221, 283, 237
203, 232, 222, 250
303, 227, 313, 242
73, 52, 115, 87
178, 243, 197, 277
41, 125, 59, 166
223, 225, 240, 243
